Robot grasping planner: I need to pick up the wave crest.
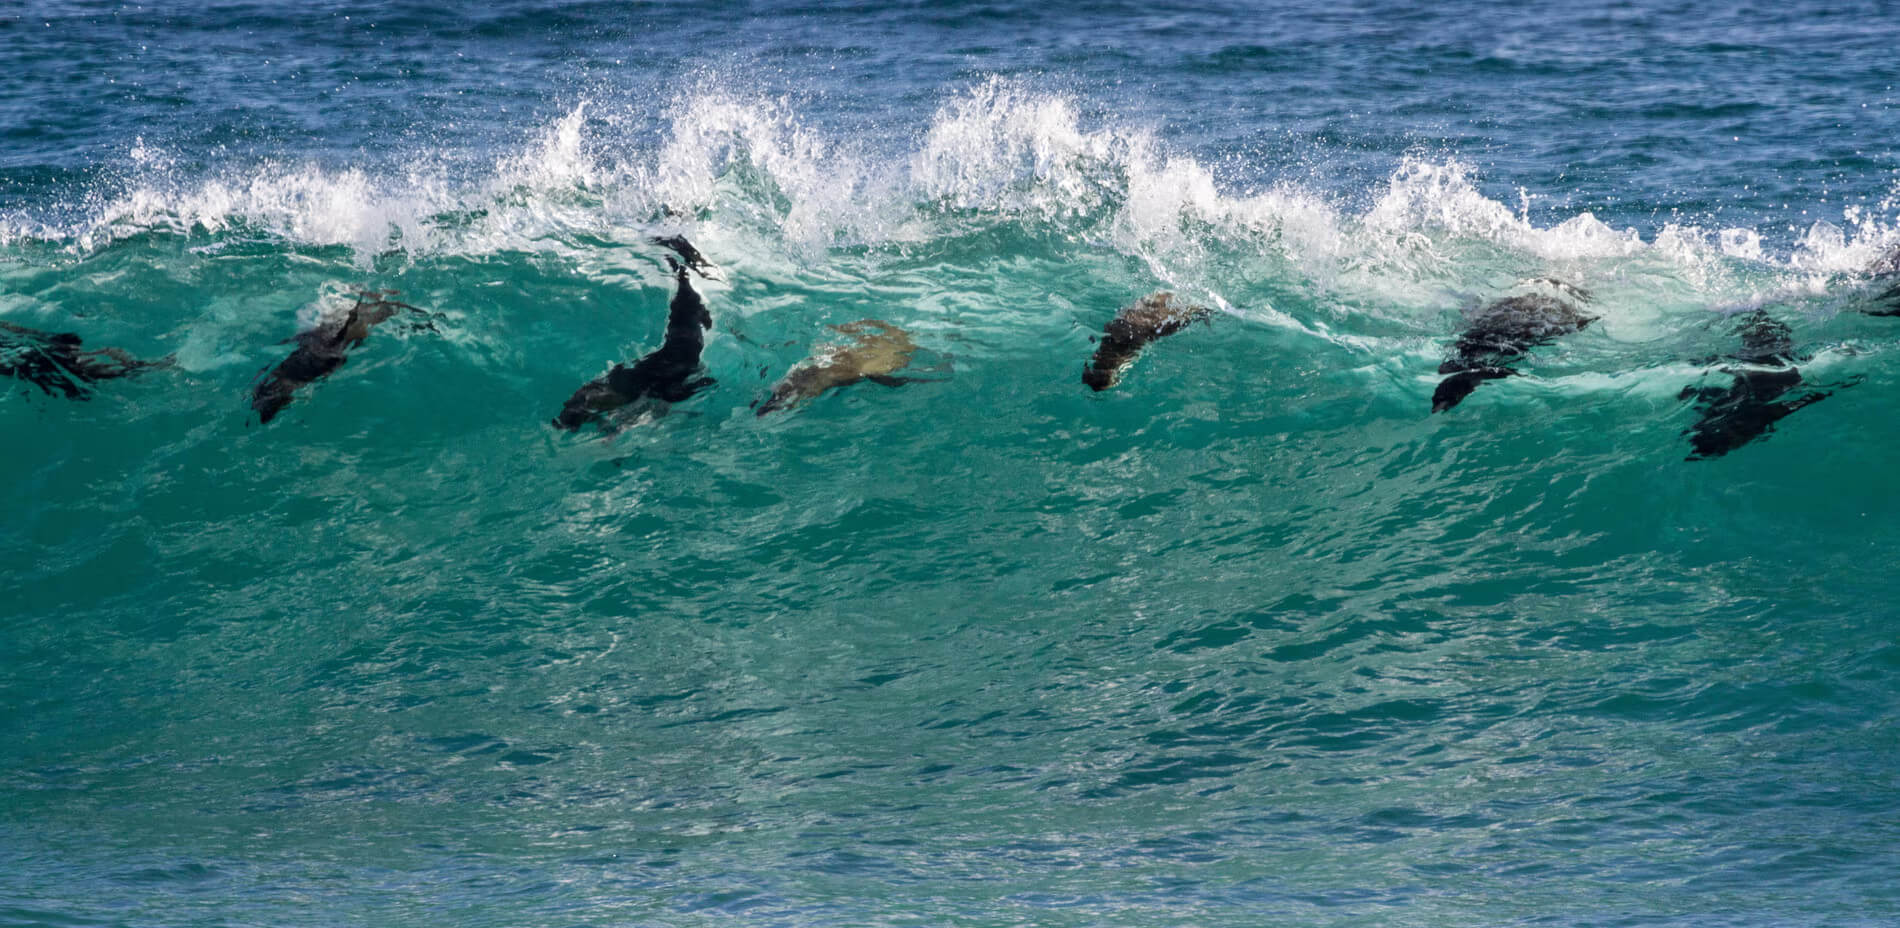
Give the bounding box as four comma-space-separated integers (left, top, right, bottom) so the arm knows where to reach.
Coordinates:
9, 80, 1899, 324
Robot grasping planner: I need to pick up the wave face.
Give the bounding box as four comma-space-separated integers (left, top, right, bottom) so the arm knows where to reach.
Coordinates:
7, 3, 1900, 927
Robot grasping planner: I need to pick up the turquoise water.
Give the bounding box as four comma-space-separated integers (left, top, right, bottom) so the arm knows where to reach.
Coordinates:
6, 3, 1900, 925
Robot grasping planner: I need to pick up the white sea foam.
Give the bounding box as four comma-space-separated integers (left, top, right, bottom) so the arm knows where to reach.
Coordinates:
13, 81, 1900, 331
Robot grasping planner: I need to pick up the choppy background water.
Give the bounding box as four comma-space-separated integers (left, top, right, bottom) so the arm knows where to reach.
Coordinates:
6, 2, 1900, 925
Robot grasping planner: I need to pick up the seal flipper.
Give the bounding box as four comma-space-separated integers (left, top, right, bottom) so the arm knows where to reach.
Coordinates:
3, 322, 171, 399
652, 235, 724, 281
656, 374, 716, 403
1431, 366, 1516, 413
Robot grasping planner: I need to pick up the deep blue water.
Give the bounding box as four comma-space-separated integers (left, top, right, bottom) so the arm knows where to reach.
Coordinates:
6, 2, 1900, 926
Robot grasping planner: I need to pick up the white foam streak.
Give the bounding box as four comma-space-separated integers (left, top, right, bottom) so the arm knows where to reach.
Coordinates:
93, 165, 429, 255
16, 81, 1900, 325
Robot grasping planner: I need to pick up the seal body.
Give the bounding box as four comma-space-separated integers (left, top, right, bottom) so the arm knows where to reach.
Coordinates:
252, 292, 415, 424
1, 321, 171, 399
1083, 291, 1209, 391
756, 320, 919, 415
1433, 281, 1596, 413
554, 262, 714, 430
1680, 311, 1844, 460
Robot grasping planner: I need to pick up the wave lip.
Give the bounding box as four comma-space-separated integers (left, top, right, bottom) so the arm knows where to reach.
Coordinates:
5, 81, 1897, 326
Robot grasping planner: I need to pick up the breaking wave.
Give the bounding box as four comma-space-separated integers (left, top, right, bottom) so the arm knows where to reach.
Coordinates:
9, 78, 1900, 345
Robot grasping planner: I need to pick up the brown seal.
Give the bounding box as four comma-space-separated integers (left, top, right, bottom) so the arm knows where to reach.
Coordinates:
1082, 291, 1210, 391
756, 320, 926, 415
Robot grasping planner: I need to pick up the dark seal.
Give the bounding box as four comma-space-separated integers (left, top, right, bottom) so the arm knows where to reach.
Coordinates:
1082, 291, 1210, 391
1862, 245, 1900, 315
251, 291, 430, 424
1, 320, 171, 399
1679, 310, 1854, 460
554, 258, 715, 430
1432, 279, 1597, 413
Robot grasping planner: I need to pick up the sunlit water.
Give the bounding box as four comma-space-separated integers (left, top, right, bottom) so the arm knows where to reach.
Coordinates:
6, 2, 1900, 925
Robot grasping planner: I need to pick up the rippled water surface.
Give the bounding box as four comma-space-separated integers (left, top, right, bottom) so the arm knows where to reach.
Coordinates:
5, 2, 1900, 926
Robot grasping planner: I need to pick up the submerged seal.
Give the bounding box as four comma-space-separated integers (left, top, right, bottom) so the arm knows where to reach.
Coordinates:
1082, 291, 1210, 391
1679, 311, 1852, 460
251, 291, 429, 424
554, 257, 715, 430
1, 320, 171, 399
1432, 279, 1597, 413
1862, 245, 1900, 315
755, 319, 930, 416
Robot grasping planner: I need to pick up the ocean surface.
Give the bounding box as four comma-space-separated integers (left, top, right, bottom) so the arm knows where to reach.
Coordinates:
6, 2, 1900, 925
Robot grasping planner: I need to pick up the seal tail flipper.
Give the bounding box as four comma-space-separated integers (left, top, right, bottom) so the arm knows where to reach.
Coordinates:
652, 235, 724, 281
660, 258, 713, 333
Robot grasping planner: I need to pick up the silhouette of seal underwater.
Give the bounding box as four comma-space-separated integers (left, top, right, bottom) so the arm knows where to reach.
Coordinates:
1082, 291, 1210, 391
1679, 310, 1855, 460
1862, 245, 1900, 315
1432, 279, 1597, 413
0, 321, 172, 399
755, 319, 935, 415
251, 291, 432, 424
554, 257, 714, 430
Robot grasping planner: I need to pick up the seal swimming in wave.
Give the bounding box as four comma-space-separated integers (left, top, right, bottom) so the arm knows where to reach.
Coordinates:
1, 320, 172, 399
1679, 310, 1855, 460
1082, 291, 1210, 391
251, 291, 431, 424
1860, 245, 1900, 315
754, 319, 935, 415
554, 257, 715, 430
1432, 279, 1597, 413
